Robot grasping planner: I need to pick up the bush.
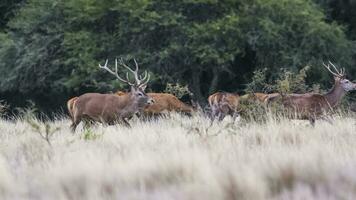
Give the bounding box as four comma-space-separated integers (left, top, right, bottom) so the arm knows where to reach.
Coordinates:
244, 68, 271, 93
164, 83, 192, 99
245, 66, 315, 94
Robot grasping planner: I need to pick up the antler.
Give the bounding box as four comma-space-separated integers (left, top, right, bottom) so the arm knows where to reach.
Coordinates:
99, 59, 135, 86
117, 58, 150, 88
322, 61, 346, 78
99, 58, 150, 88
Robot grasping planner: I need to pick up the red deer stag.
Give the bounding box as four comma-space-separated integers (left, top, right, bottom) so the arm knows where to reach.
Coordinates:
279, 61, 356, 125
70, 58, 154, 132
116, 91, 194, 116
208, 92, 240, 121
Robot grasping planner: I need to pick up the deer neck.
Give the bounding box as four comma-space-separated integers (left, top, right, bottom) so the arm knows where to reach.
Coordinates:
324, 81, 346, 107
125, 93, 138, 109
127, 93, 146, 111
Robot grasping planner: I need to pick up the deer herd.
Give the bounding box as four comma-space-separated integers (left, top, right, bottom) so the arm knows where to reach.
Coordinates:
67, 59, 356, 131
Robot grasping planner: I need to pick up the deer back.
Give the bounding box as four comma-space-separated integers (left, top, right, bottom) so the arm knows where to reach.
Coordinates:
253, 93, 269, 103
281, 93, 330, 117
116, 91, 193, 114
146, 93, 193, 113
74, 93, 133, 122
209, 92, 240, 112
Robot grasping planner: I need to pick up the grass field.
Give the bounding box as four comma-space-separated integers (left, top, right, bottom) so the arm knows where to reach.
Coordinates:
1, 113, 356, 200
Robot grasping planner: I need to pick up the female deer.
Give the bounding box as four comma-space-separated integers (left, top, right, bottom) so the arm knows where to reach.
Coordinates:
208, 92, 240, 121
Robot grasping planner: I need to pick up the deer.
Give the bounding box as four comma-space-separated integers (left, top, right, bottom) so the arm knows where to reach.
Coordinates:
144, 93, 194, 115
253, 93, 280, 104
240, 92, 280, 104
70, 58, 154, 132
68, 90, 194, 121
208, 92, 240, 121
276, 61, 356, 125
115, 91, 194, 116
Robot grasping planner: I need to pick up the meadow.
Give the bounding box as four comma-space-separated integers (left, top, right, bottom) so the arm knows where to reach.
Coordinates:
1, 112, 356, 200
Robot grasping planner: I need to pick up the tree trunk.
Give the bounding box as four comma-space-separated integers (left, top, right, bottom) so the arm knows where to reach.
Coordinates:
191, 68, 205, 104
209, 68, 219, 95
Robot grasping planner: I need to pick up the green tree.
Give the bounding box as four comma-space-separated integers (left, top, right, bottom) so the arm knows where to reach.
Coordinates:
0, 0, 354, 113
315, 0, 356, 39
0, 0, 24, 30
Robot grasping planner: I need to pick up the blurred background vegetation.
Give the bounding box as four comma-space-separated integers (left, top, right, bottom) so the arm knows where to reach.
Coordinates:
0, 0, 355, 115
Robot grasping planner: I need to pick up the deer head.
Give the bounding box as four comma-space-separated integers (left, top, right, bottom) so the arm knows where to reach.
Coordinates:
99, 58, 154, 105
323, 61, 356, 92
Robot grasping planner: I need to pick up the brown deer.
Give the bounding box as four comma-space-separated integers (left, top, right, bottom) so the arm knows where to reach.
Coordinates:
116, 91, 194, 116
208, 92, 240, 121
264, 93, 281, 103
278, 61, 356, 125
70, 58, 154, 132
254, 93, 280, 104
241, 92, 280, 104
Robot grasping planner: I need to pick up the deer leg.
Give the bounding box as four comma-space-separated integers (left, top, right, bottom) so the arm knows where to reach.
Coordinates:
308, 117, 316, 127
70, 118, 80, 133
210, 108, 216, 120
319, 115, 333, 124
105, 120, 114, 126
122, 118, 131, 128
217, 112, 225, 121
232, 111, 239, 122
83, 122, 90, 130
143, 113, 155, 122
135, 111, 142, 119
83, 118, 95, 130
71, 109, 83, 132
214, 109, 223, 121
68, 114, 74, 123
228, 109, 237, 120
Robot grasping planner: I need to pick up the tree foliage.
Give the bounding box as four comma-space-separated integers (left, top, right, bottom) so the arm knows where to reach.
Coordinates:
0, 0, 355, 113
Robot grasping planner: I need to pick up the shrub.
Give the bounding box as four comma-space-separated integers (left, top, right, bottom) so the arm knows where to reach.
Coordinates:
164, 83, 192, 99
245, 66, 314, 94
275, 66, 311, 94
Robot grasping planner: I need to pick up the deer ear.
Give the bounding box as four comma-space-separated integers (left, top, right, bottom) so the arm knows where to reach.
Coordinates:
130, 86, 137, 93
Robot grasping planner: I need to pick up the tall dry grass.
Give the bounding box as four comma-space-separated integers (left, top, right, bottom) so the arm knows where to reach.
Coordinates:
0, 112, 356, 200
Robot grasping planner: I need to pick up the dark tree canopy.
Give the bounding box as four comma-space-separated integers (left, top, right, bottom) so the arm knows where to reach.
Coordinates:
0, 0, 355, 114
